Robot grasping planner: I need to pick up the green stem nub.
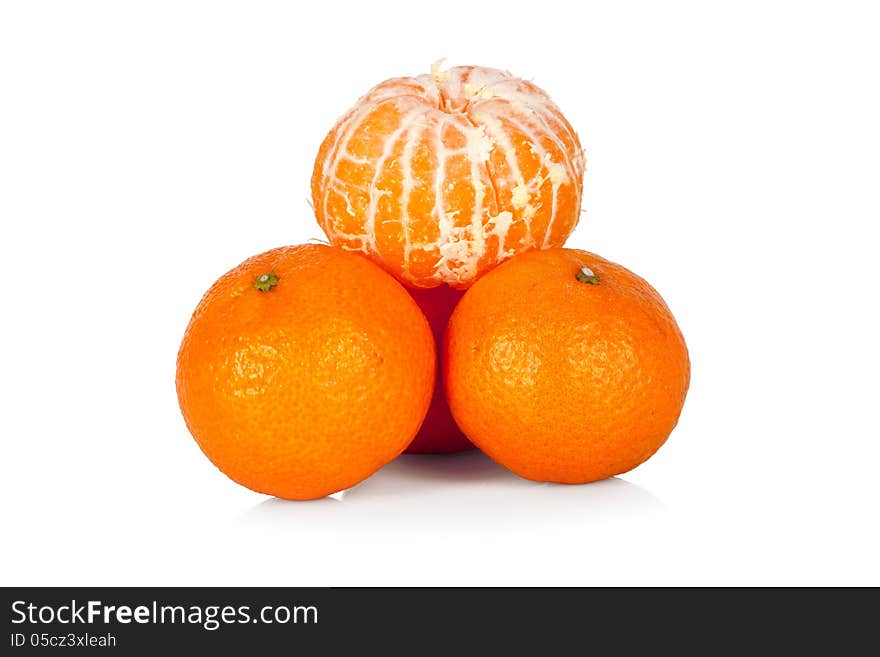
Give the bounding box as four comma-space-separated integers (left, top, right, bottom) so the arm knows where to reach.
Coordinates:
576, 266, 600, 285
253, 270, 280, 292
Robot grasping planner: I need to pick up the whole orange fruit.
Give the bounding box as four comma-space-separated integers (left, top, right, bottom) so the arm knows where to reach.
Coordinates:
176, 244, 435, 500
444, 248, 690, 483
405, 285, 474, 454
311, 64, 585, 289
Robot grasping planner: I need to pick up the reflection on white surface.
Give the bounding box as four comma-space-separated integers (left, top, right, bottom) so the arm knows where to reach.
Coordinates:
240, 451, 664, 531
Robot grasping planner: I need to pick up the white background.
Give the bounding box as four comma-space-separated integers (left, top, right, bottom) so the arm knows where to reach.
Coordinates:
2, 1, 878, 586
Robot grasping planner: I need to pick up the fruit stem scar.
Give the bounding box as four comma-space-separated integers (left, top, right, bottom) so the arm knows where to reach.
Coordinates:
576, 266, 600, 285
253, 271, 280, 292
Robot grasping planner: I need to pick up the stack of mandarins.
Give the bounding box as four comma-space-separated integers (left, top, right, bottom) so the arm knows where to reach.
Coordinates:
176, 64, 690, 500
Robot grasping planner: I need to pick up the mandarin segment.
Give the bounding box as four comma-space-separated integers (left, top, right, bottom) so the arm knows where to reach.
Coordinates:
444, 248, 690, 484
311, 65, 585, 288
176, 244, 436, 500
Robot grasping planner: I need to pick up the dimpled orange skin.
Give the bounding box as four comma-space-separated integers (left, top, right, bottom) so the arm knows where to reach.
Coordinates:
404, 285, 475, 454
444, 248, 690, 484
311, 64, 585, 289
176, 244, 435, 500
